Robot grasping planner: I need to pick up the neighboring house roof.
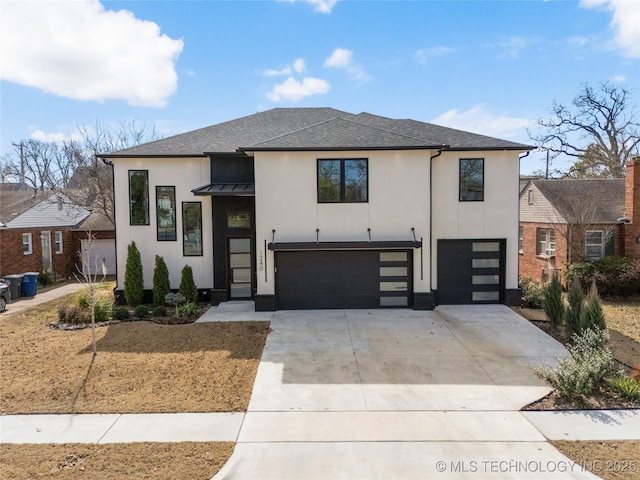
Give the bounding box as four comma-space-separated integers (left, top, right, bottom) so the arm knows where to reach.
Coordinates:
0, 182, 30, 192
73, 211, 114, 231
103, 108, 532, 157
525, 179, 626, 224
0, 190, 91, 228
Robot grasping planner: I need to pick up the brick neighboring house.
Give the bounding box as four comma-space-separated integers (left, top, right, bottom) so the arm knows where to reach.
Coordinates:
0, 189, 115, 281
519, 158, 640, 283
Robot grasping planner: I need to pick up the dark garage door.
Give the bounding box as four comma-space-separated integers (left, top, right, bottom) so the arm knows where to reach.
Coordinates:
437, 239, 505, 305
275, 250, 412, 309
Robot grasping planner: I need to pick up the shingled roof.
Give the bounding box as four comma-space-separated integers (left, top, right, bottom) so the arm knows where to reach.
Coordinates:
103, 108, 531, 157
532, 179, 626, 224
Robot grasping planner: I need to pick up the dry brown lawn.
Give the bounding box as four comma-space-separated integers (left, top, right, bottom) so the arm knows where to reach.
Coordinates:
1, 288, 266, 478
551, 440, 640, 480
0, 442, 234, 480
0, 291, 269, 414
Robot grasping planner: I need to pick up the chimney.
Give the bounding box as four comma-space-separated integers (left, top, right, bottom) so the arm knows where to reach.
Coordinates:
624, 157, 640, 258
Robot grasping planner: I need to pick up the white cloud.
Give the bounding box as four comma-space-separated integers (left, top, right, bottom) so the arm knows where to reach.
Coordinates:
267, 76, 330, 101
487, 36, 529, 59
279, 0, 338, 13
0, 0, 183, 107
566, 36, 590, 47
264, 58, 306, 77
414, 46, 455, 64
30, 129, 82, 144
324, 48, 352, 68
293, 58, 306, 73
432, 105, 534, 140
609, 74, 626, 82
580, 0, 640, 58
306, 0, 338, 13
323, 48, 372, 82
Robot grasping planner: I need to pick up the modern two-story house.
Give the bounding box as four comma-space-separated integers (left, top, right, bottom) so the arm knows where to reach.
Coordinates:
101, 108, 531, 310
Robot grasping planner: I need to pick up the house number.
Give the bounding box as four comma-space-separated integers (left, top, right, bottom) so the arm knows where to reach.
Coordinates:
259, 250, 264, 271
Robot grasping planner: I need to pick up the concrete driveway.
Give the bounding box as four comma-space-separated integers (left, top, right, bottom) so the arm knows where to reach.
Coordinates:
214, 305, 600, 479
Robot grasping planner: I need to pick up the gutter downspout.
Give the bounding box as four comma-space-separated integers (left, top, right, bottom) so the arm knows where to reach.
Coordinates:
517, 151, 531, 295
429, 147, 445, 305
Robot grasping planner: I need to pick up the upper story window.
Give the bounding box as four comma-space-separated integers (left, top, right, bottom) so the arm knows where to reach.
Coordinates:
22, 233, 33, 255
54, 231, 63, 253
536, 228, 555, 256
318, 158, 368, 203
129, 170, 149, 225
459, 158, 484, 202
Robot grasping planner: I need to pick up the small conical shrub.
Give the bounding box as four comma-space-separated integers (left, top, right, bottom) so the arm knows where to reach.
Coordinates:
153, 255, 171, 305
124, 241, 144, 307
179, 265, 198, 303
544, 274, 565, 329
564, 277, 585, 337
583, 279, 606, 331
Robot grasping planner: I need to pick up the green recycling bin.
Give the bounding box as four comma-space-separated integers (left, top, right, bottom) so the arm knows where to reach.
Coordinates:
4, 274, 24, 300
21, 272, 40, 297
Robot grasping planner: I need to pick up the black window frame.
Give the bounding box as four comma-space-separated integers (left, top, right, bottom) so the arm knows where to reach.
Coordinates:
317, 158, 368, 203
156, 186, 177, 241
459, 158, 484, 202
182, 201, 203, 256
129, 170, 150, 225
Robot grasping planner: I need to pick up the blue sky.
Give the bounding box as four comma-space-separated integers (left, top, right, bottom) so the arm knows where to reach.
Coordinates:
1, 0, 638, 174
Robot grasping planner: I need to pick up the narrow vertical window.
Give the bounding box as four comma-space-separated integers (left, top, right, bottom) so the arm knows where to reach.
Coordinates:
518, 226, 523, 253
22, 233, 33, 255
459, 158, 484, 202
156, 186, 176, 241
129, 170, 149, 225
54, 231, 64, 253
182, 202, 202, 256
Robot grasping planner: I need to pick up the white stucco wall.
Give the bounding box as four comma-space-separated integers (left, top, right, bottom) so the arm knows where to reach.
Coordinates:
112, 157, 212, 291
431, 151, 521, 290
254, 150, 432, 296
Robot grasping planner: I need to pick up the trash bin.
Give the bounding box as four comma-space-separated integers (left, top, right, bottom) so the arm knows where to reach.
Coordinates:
21, 272, 40, 297
4, 274, 24, 300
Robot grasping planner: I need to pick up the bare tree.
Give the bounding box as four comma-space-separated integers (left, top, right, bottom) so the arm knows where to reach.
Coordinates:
75, 231, 108, 357
1, 120, 159, 226
529, 82, 640, 178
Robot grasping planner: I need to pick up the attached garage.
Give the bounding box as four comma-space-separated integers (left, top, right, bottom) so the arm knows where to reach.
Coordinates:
271, 243, 416, 310
81, 239, 116, 275
437, 239, 505, 304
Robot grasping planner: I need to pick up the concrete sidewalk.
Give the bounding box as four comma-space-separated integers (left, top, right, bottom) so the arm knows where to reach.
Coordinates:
2, 282, 85, 316
2, 409, 637, 444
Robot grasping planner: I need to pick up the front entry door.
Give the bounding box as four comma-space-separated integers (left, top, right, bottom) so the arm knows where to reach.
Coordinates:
228, 238, 252, 299
41, 231, 52, 273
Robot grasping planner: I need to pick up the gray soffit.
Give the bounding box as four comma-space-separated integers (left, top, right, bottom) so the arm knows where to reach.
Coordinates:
533, 179, 626, 224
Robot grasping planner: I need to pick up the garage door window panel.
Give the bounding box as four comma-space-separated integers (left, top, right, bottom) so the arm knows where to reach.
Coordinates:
318, 159, 368, 203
